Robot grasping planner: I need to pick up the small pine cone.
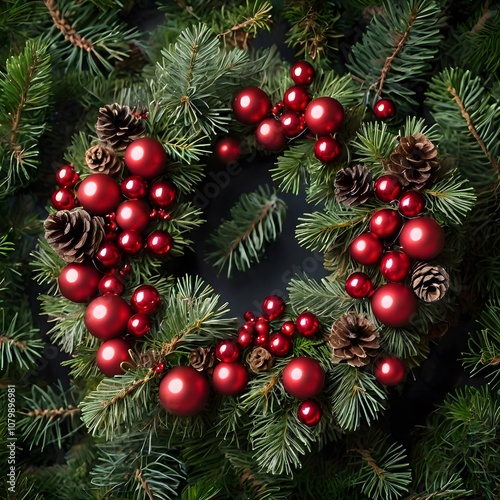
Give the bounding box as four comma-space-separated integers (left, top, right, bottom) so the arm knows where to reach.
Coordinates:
384, 133, 438, 190
189, 346, 215, 372
96, 103, 146, 151
328, 312, 379, 367
334, 164, 373, 206
85, 145, 122, 175
44, 208, 105, 263
246, 347, 274, 374
410, 262, 449, 302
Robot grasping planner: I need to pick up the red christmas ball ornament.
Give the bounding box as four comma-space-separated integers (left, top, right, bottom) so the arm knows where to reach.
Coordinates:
254, 318, 270, 336
52, 188, 76, 210
268, 332, 292, 357
115, 199, 151, 233
374, 355, 406, 386
76, 173, 121, 216
159, 366, 210, 416
262, 295, 286, 321
290, 60, 315, 86
58, 262, 101, 303
95, 240, 122, 268
146, 230, 174, 256
282, 356, 325, 399
369, 208, 403, 240
232, 87, 271, 125
345, 272, 374, 299
215, 340, 240, 363
55, 164, 79, 188
297, 399, 322, 427
244, 311, 256, 322
374, 175, 402, 202
96, 338, 132, 377
380, 250, 412, 282
280, 111, 304, 138
283, 85, 310, 113
313, 136, 342, 163
370, 283, 417, 327
281, 321, 295, 337
154, 362, 165, 374
130, 284, 161, 315
240, 321, 255, 334
124, 137, 168, 180
149, 180, 176, 209
98, 273, 124, 295
349, 232, 383, 266
255, 117, 286, 151
374, 98, 396, 120
255, 331, 269, 347
127, 313, 152, 337
118, 229, 143, 255
214, 136, 241, 165
304, 97, 344, 136
84, 294, 132, 340
398, 191, 426, 218
121, 175, 148, 199
399, 217, 445, 261
212, 361, 249, 396
237, 327, 254, 349
296, 311, 319, 337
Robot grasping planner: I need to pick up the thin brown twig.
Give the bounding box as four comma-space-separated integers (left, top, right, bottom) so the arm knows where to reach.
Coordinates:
351, 447, 385, 476
26, 406, 81, 421
135, 469, 154, 500
101, 370, 154, 407
0, 335, 28, 350
470, 8, 493, 34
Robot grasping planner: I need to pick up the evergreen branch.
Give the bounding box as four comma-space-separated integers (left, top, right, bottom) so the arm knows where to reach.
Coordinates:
351, 121, 396, 171
30, 238, 65, 294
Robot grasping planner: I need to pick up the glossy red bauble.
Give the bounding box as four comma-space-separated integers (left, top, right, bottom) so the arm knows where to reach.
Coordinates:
118, 229, 143, 255
369, 208, 403, 240
370, 283, 417, 327
374, 175, 402, 202
380, 250, 412, 282
98, 273, 124, 295
58, 262, 101, 303
313, 136, 342, 163
349, 232, 383, 266
237, 327, 254, 349
374, 98, 396, 120
55, 164, 79, 188
84, 294, 132, 340
282, 356, 325, 399
130, 284, 161, 315
268, 332, 292, 356
244, 311, 256, 322
232, 87, 271, 125
254, 318, 270, 336
255, 331, 269, 347
283, 85, 310, 113
295, 312, 319, 337
127, 313, 152, 336
297, 399, 322, 427
399, 217, 444, 260
115, 199, 151, 233
149, 180, 176, 209
281, 321, 295, 337
212, 361, 249, 396
304, 97, 344, 136
96, 338, 132, 377
255, 118, 286, 151
214, 136, 241, 165
124, 137, 168, 180
345, 272, 374, 299
52, 188, 76, 210
95, 240, 122, 268
262, 295, 286, 321
121, 175, 148, 199
146, 230, 174, 256
159, 366, 210, 417
399, 191, 426, 217
76, 173, 121, 216
374, 355, 406, 386
280, 111, 304, 138
290, 60, 315, 86
215, 340, 240, 363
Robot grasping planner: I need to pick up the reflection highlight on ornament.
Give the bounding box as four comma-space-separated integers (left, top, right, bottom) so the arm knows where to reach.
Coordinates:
381, 295, 393, 309
355, 240, 367, 251
102, 346, 115, 361
66, 269, 79, 283
218, 366, 230, 379
168, 378, 183, 394
310, 105, 324, 119
83, 181, 97, 196
381, 362, 391, 374
291, 367, 302, 380
409, 227, 423, 241
93, 304, 107, 319
130, 146, 144, 161
240, 95, 251, 108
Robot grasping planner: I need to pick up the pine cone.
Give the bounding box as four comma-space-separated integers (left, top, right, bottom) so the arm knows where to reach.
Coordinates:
328, 312, 379, 367
384, 133, 438, 190
246, 346, 274, 374
96, 103, 146, 151
410, 262, 449, 302
85, 145, 122, 175
334, 164, 373, 206
44, 208, 105, 263
189, 346, 215, 372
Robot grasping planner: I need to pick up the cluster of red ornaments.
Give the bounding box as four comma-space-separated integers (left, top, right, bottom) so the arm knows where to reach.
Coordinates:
346, 174, 445, 327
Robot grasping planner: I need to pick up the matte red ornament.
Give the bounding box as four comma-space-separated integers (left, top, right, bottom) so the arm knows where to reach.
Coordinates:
244, 311, 256, 322
237, 327, 254, 349
127, 313, 152, 337
121, 175, 148, 199
280, 111, 304, 138
281, 321, 295, 337
349, 232, 383, 266
399, 217, 444, 260
214, 136, 241, 165
76, 173, 121, 216
380, 250, 412, 282
398, 191, 426, 217
52, 188, 76, 210
96, 338, 132, 377
212, 362, 249, 396
55, 164, 79, 188
369, 208, 403, 240
262, 295, 286, 320
115, 199, 151, 233
58, 262, 101, 303
215, 340, 240, 363
146, 230, 174, 256
295, 311, 319, 337
232, 87, 271, 125
255, 331, 269, 348
283, 85, 310, 113
282, 356, 325, 399
374, 175, 402, 202
118, 229, 143, 255
313, 136, 342, 163
304, 97, 344, 136
95, 240, 122, 268
149, 180, 176, 209
255, 118, 286, 151
159, 366, 210, 416
84, 294, 132, 340
268, 332, 292, 356
374, 98, 396, 120
297, 399, 322, 427
345, 272, 374, 299
130, 284, 161, 315
290, 61, 315, 86
124, 137, 168, 180
98, 273, 124, 296
374, 355, 406, 386
370, 283, 417, 327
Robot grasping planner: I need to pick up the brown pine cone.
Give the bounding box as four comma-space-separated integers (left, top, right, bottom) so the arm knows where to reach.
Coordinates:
189, 346, 215, 372
334, 164, 373, 206
44, 208, 105, 263
96, 103, 146, 151
328, 312, 379, 367
246, 346, 274, 374
384, 133, 438, 190
410, 261, 449, 302
85, 145, 122, 175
